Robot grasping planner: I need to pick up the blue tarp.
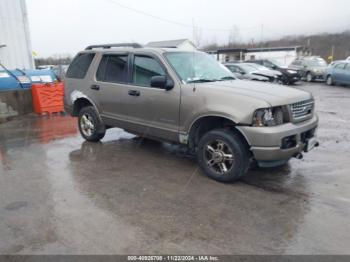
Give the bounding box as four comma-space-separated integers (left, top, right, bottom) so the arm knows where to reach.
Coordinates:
0, 70, 22, 90
0, 69, 58, 91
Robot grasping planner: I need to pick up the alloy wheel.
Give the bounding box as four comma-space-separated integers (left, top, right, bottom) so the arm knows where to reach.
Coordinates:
306, 73, 313, 82
327, 76, 333, 85
203, 139, 235, 175
80, 113, 95, 137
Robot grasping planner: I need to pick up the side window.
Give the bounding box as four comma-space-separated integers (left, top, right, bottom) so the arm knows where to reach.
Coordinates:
133, 56, 165, 87
335, 63, 345, 70
96, 55, 128, 83
66, 53, 95, 79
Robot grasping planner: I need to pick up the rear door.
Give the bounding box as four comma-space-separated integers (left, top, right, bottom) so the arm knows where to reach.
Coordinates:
125, 53, 181, 141
93, 53, 131, 126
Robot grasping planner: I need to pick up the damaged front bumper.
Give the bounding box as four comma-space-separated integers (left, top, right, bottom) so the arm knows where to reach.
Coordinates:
237, 115, 319, 167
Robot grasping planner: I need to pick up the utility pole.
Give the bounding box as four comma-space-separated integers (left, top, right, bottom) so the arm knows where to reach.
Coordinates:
260, 24, 264, 48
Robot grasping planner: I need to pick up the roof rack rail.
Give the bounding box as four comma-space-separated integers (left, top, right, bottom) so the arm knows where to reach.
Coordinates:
85, 43, 143, 50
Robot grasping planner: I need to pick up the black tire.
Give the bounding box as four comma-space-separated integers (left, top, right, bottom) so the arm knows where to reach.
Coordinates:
197, 129, 250, 183
281, 76, 289, 85
78, 106, 106, 142
326, 75, 334, 86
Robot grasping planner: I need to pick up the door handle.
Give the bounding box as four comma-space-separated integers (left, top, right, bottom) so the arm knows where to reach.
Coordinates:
128, 90, 141, 97
90, 84, 100, 91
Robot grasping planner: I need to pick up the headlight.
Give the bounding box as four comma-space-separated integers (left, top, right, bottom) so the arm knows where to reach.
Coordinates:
287, 70, 296, 74
253, 106, 287, 127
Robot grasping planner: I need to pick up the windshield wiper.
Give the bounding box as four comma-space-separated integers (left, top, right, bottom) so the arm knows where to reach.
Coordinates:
219, 76, 236, 81
187, 76, 236, 83
187, 79, 217, 83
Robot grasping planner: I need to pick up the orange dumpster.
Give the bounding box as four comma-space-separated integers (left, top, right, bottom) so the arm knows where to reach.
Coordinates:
31, 83, 64, 114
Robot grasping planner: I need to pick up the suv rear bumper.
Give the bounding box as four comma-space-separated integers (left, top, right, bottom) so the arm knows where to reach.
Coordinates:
237, 115, 319, 161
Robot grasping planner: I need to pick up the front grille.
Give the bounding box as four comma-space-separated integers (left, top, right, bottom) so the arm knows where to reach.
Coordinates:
291, 99, 314, 120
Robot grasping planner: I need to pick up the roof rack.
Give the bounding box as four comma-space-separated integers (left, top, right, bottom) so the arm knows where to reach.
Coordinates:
85, 43, 143, 50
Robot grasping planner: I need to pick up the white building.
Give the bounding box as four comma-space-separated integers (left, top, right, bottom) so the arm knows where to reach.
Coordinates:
146, 39, 197, 51
244, 47, 308, 66
0, 0, 34, 70
210, 46, 309, 66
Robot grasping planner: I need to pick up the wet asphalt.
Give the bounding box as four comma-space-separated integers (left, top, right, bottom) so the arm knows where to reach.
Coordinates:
0, 82, 350, 255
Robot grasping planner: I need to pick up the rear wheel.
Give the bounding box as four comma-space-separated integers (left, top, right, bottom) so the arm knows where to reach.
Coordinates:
78, 106, 106, 142
197, 129, 250, 183
326, 75, 334, 86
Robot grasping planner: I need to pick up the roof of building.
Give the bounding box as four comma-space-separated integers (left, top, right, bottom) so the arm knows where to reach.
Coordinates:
211, 46, 304, 54
216, 48, 247, 54
246, 46, 303, 53
146, 39, 193, 48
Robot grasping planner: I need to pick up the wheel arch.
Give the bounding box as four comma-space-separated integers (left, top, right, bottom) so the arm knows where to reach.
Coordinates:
72, 98, 95, 116
187, 115, 251, 153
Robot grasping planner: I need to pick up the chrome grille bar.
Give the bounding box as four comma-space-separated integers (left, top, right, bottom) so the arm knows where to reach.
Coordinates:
291, 99, 314, 120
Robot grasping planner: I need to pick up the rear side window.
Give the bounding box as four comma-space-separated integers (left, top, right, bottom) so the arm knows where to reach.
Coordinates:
66, 53, 95, 79
133, 56, 165, 87
96, 55, 128, 83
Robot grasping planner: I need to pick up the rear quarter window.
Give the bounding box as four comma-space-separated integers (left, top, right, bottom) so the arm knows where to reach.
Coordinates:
66, 53, 95, 79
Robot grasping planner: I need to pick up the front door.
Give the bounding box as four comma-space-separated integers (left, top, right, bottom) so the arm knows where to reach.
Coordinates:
125, 54, 180, 142
333, 63, 346, 83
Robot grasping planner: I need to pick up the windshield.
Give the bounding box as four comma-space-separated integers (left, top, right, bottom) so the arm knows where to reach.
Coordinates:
165, 52, 235, 83
246, 63, 269, 71
306, 58, 327, 67
268, 59, 285, 67
237, 64, 259, 73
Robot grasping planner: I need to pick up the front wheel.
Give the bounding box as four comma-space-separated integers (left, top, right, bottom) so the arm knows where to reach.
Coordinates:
78, 106, 106, 142
197, 129, 250, 183
306, 72, 313, 82
326, 75, 334, 86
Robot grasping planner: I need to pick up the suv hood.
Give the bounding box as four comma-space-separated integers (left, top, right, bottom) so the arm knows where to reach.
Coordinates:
199, 80, 312, 107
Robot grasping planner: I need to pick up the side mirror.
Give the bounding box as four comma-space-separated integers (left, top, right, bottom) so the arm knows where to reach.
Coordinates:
150, 76, 174, 91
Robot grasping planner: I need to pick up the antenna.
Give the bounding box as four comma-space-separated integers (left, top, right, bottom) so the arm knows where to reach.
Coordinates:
192, 19, 196, 91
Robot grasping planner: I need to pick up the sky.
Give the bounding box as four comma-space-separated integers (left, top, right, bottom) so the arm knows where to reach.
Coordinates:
26, 0, 350, 57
